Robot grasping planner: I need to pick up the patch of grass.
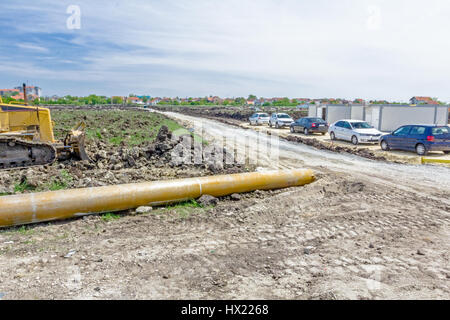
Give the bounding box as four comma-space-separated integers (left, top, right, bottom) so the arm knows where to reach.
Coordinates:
48, 180, 67, 191
109, 136, 124, 146
51, 109, 208, 147
14, 180, 34, 193
16, 225, 34, 235
40, 170, 73, 192
86, 128, 103, 141
164, 199, 207, 219
166, 199, 203, 210
101, 213, 122, 222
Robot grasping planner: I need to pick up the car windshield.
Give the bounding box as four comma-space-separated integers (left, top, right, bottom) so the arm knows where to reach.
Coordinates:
258, 113, 269, 117
308, 118, 325, 123
432, 126, 449, 135
351, 122, 372, 129
278, 114, 291, 119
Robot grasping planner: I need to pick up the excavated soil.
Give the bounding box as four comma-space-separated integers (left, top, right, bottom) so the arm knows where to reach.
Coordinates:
0, 110, 247, 195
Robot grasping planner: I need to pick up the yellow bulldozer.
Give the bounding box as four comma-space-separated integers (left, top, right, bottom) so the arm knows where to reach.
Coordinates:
0, 84, 89, 169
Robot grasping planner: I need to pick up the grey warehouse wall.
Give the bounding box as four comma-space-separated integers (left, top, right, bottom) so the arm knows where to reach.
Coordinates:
326, 106, 351, 124
380, 107, 435, 131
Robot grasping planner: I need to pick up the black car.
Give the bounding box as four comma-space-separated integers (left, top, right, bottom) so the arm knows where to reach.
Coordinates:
380, 125, 450, 155
290, 117, 328, 135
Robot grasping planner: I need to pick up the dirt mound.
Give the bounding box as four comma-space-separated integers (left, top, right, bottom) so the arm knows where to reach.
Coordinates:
284, 135, 388, 162
0, 125, 247, 195
154, 106, 308, 122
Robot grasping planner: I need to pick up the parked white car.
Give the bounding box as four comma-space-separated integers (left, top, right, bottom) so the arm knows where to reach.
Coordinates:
269, 113, 294, 128
328, 120, 383, 145
249, 113, 270, 126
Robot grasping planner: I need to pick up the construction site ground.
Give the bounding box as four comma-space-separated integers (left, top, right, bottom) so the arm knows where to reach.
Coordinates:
0, 108, 449, 300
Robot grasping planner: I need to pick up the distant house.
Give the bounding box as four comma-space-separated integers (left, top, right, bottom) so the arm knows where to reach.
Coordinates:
127, 96, 143, 104
150, 98, 161, 106
9, 92, 39, 101
370, 100, 389, 105
14, 85, 42, 98
410, 96, 439, 105
0, 89, 19, 97
246, 99, 256, 106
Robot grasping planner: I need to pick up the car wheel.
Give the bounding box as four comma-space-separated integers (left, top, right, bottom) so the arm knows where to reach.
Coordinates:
290, 126, 295, 133
416, 143, 427, 156
443, 151, 449, 154
275, 123, 280, 129
304, 128, 309, 135
269, 122, 272, 128
330, 132, 336, 140
351, 135, 359, 145
380, 140, 390, 151
321, 132, 326, 135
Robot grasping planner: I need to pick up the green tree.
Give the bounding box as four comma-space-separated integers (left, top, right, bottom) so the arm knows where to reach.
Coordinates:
112, 96, 123, 104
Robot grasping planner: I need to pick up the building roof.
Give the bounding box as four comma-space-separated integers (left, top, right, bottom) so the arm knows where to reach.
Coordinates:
411, 96, 436, 102
10, 93, 39, 100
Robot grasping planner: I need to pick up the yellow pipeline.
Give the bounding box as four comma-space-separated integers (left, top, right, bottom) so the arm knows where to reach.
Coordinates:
0, 169, 314, 227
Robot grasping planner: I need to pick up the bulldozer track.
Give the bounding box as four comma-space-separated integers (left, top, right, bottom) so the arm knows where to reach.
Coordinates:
0, 137, 57, 170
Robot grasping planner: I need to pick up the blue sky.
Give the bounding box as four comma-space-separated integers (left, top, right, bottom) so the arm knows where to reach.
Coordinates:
1, 0, 449, 101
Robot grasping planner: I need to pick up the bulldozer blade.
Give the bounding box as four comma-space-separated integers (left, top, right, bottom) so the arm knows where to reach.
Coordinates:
64, 121, 91, 161
73, 133, 90, 161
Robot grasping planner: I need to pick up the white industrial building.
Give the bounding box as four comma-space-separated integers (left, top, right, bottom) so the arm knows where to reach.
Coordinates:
309, 104, 449, 132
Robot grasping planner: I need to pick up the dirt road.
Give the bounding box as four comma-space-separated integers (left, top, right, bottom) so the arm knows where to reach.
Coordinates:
0, 111, 448, 300
162, 112, 450, 298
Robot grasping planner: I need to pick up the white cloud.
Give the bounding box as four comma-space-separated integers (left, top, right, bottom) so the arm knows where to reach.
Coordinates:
16, 43, 49, 53
2, 0, 450, 100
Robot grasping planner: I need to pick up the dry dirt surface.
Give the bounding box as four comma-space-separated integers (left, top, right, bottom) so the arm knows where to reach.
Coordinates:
0, 109, 449, 300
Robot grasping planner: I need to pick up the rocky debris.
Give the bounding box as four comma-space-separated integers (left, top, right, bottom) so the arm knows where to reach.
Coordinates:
304, 246, 315, 255
198, 195, 218, 207
285, 135, 387, 162
63, 250, 77, 258
345, 181, 366, 193
156, 125, 171, 141
417, 249, 426, 256
0, 185, 14, 194
136, 206, 153, 214
230, 193, 242, 201
0, 124, 249, 195
146, 126, 245, 174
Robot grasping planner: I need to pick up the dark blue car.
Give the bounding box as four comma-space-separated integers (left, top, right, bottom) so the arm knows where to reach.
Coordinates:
380, 125, 450, 155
